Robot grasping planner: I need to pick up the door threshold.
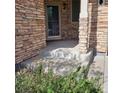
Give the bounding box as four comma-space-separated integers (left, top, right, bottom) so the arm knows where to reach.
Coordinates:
47, 36, 62, 41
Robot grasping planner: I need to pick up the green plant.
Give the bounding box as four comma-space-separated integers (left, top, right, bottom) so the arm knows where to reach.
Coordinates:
16, 65, 103, 93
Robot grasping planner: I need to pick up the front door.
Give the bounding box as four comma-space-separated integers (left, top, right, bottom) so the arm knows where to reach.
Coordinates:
46, 5, 61, 40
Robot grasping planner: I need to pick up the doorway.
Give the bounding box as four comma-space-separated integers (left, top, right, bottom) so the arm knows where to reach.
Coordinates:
46, 5, 61, 40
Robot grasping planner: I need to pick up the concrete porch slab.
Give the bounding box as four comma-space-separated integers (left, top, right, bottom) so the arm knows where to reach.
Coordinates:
16, 40, 93, 73
19, 40, 79, 63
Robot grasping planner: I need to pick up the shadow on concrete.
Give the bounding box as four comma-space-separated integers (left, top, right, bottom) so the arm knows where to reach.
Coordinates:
83, 48, 97, 78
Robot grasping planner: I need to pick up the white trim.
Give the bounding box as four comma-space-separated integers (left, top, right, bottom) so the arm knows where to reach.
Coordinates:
45, 3, 61, 40
80, 0, 88, 18
47, 36, 61, 40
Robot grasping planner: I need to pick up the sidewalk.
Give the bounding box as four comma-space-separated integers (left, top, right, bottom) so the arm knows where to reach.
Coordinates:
88, 53, 108, 93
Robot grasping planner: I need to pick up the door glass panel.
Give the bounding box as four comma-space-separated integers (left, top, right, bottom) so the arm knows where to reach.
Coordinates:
72, 0, 80, 22
47, 5, 59, 37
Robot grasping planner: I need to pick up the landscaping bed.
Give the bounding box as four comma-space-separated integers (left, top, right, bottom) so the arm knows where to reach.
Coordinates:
16, 63, 103, 93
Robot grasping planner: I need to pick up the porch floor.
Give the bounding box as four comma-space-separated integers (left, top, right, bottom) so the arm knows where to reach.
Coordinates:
40, 40, 79, 58
22, 40, 79, 64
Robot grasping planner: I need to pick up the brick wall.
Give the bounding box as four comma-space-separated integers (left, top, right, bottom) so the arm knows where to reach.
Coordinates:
88, 0, 108, 52
15, 0, 46, 63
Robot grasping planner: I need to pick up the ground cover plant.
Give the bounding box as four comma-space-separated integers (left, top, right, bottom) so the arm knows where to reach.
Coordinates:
16, 65, 103, 93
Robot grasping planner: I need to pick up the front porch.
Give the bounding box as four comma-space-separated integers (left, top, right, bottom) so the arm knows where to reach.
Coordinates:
16, 0, 107, 63
16, 40, 90, 67
15, 39, 95, 73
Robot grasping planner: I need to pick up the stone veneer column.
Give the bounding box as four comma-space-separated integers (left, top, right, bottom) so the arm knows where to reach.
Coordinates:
79, 0, 88, 53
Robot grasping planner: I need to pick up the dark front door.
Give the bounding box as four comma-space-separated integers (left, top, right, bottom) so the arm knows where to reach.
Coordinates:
47, 5, 60, 39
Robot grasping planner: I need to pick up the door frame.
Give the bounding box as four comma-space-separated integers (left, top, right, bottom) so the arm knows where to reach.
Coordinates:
46, 3, 61, 40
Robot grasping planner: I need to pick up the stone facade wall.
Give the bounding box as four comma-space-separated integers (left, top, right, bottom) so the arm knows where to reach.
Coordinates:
65, 0, 79, 39
15, 0, 108, 63
88, 0, 108, 52
45, 0, 79, 40
15, 0, 46, 63
79, 17, 88, 53
97, 5, 108, 52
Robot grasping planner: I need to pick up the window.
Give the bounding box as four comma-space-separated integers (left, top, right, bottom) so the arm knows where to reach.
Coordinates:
98, 0, 105, 5
72, 0, 80, 22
